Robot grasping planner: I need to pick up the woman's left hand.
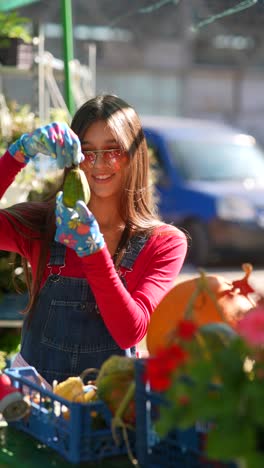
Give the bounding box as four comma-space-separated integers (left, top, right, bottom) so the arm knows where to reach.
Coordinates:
55, 192, 104, 257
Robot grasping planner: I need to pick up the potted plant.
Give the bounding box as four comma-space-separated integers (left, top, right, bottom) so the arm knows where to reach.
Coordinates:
0, 11, 32, 67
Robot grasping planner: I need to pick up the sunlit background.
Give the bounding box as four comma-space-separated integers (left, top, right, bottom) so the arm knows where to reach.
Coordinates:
0, 0, 263, 142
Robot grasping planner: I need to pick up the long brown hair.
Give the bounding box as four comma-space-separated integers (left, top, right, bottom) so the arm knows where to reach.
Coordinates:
2, 94, 162, 314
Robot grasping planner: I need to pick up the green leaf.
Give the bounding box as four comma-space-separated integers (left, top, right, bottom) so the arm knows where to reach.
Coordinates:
0, 11, 31, 44
206, 423, 255, 460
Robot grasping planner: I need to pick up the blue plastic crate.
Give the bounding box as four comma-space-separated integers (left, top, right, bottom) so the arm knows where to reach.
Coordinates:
134, 359, 237, 468
4, 366, 135, 464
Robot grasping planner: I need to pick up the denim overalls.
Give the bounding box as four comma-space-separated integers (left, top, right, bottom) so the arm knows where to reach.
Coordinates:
21, 236, 147, 385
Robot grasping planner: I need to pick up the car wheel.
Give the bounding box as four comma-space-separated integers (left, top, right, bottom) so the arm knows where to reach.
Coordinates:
184, 221, 211, 266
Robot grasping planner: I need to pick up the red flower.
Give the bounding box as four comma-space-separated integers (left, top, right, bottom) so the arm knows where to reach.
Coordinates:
177, 320, 198, 341
157, 345, 188, 371
145, 369, 172, 392
144, 344, 187, 392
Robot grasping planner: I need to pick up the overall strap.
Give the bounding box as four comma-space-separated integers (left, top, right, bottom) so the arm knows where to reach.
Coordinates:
119, 234, 148, 358
119, 235, 148, 270
48, 242, 67, 266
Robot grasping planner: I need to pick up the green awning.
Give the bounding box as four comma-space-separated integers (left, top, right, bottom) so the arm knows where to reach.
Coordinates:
0, 0, 39, 11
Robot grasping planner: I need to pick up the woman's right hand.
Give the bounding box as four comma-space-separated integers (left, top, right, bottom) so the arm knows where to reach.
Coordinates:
8, 122, 84, 169
55, 191, 105, 257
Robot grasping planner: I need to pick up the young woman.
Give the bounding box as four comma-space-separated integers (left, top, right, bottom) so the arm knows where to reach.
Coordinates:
0, 94, 187, 386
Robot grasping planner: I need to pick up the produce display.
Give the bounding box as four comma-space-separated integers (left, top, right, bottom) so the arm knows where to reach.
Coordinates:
49, 356, 135, 424
2, 263, 259, 466
3, 364, 136, 465
20, 355, 136, 433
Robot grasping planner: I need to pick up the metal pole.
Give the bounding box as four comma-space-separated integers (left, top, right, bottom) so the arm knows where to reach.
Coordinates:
60, 0, 75, 116
88, 43, 96, 97
37, 23, 45, 122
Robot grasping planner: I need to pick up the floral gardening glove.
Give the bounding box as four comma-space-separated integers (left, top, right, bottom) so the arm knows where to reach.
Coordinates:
8, 122, 84, 168
55, 191, 104, 257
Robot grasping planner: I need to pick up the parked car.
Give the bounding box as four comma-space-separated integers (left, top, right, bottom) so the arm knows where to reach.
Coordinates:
142, 116, 264, 265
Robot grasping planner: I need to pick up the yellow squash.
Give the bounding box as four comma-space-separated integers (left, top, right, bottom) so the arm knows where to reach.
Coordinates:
53, 376, 85, 403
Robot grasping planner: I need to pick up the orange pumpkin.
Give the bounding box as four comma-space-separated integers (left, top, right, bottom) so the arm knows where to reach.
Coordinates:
146, 264, 255, 356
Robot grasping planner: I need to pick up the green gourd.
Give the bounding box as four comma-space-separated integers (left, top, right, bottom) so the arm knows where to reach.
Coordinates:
95, 356, 136, 425
63, 166, 90, 208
